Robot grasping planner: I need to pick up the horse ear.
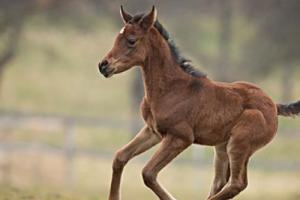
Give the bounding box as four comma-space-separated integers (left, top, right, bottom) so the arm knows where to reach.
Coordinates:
120, 5, 132, 24
139, 6, 157, 31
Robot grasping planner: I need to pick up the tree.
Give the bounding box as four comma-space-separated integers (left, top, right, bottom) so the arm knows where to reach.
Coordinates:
241, 0, 300, 101
216, 0, 233, 81
0, 1, 28, 90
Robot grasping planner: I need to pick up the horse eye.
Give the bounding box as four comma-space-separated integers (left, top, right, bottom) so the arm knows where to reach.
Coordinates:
127, 38, 137, 47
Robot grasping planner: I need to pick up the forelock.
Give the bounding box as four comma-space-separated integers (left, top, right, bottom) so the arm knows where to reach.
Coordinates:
129, 13, 145, 24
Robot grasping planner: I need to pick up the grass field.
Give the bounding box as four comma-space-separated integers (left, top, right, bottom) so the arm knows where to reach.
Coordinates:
1, 152, 300, 200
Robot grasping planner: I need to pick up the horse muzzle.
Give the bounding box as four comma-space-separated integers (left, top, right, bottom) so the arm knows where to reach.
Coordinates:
98, 60, 115, 78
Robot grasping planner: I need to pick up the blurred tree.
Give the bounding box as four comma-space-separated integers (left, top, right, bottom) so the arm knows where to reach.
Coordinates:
166, 0, 235, 81
216, 0, 233, 81
0, 1, 27, 91
241, 0, 300, 101
0, 0, 110, 94
0, 0, 56, 92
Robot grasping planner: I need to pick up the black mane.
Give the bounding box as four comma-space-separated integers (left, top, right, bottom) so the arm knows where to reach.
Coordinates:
154, 20, 206, 77
129, 14, 206, 78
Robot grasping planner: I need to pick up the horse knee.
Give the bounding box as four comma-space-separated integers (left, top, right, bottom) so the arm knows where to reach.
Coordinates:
239, 180, 248, 191
142, 168, 156, 188
214, 180, 227, 192
229, 180, 248, 195
112, 150, 128, 171
237, 179, 247, 191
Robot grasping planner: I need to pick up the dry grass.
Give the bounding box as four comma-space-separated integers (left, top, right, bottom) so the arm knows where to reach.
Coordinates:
0, 150, 300, 200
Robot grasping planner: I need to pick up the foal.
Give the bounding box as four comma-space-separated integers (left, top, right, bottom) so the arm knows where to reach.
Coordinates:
98, 6, 300, 200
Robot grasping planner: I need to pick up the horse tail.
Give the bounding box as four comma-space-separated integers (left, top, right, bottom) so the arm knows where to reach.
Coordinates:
277, 100, 300, 117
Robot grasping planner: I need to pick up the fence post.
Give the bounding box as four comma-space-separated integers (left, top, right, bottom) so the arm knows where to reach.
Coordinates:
64, 120, 76, 187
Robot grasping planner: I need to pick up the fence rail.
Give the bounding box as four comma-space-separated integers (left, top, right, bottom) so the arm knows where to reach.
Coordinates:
0, 110, 133, 185
0, 111, 300, 186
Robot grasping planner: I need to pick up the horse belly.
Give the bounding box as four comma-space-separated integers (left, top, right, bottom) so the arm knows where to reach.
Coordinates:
193, 129, 229, 146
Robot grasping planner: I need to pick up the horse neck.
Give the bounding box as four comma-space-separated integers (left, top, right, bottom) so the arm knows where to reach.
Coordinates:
140, 29, 189, 101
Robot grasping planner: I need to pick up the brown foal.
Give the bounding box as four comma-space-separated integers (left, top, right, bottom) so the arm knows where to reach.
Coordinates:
98, 6, 300, 200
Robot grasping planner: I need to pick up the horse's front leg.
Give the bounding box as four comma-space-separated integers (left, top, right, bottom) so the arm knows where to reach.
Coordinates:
109, 126, 161, 200
141, 123, 194, 200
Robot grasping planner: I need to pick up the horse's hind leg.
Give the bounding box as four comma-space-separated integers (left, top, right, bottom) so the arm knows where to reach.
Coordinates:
208, 137, 250, 200
208, 109, 270, 200
207, 143, 230, 199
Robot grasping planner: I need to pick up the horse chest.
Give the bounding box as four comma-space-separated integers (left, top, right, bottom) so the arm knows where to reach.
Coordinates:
141, 99, 170, 135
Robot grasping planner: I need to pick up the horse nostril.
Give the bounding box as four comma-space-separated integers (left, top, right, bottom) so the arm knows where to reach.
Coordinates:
99, 59, 111, 75
100, 60, 108, 68
99, 60, 109, 73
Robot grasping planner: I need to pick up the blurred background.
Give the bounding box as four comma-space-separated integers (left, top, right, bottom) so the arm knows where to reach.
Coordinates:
0, 0, 299, 199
